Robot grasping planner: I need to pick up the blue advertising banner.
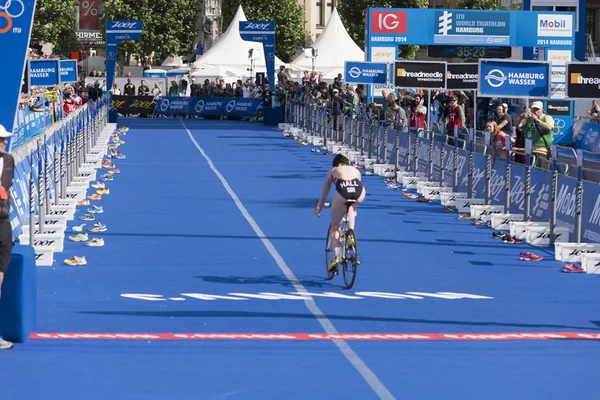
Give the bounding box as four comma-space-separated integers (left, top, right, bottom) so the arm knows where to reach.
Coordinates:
433, 10, 511, 46
59, 60, 78, 83
551, 174, 576, 236
478, 60, 550, 98
366, 9, 575, 49
582, 181, 600, 244
28, 58, 60, 88
239, 21, 275, 88
105, 20, 143, 92
0, 0, 37, 135
154, 97, 263, 117
345, 61, 388, 85
572, 122, 600, 153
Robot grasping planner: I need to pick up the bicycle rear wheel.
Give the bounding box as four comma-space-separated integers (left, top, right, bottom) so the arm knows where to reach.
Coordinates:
325, 223, 335, 279
342, 228, 358, 289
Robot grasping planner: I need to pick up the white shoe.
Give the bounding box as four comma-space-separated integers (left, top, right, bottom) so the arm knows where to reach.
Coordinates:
72, 224, 86, 232
0, 338, 14, 350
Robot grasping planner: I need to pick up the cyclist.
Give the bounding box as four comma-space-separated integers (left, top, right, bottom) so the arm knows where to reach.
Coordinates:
314, 154, 366, 272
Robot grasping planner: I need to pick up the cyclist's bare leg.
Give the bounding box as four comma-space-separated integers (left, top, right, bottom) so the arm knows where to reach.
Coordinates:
330, 192, 348, 258
345, 188, 366, 231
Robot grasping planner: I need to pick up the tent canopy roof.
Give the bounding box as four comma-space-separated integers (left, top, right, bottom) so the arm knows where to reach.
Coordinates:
290, 8, 363, 76
192, 5, 285, 73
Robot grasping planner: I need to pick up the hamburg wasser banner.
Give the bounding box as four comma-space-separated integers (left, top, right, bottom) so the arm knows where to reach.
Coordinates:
154, 97, 263, 117
0, 0, 38, 134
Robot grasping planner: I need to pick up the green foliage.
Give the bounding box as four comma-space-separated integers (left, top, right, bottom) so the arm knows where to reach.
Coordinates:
101, 0, 201, 60
222, 0, 305, 63
32, 0, 79, 55
456, 0, 499, 10
337, 0, 428, 60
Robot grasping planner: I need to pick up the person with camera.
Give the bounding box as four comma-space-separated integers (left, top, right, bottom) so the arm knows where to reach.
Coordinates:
515, 101, 554, 165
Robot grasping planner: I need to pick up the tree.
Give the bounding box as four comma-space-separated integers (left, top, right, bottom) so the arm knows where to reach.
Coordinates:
32, 0, 79, 55
222, 0, 305, 63
456, 0, 498, 10
337, 0, 428, 60
101, 0, 201, 61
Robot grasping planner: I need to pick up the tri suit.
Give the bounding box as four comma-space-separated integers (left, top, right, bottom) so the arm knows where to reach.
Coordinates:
332, 172, 363, 201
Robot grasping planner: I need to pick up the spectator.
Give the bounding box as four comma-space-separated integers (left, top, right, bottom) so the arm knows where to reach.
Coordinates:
0, 124, 15, 350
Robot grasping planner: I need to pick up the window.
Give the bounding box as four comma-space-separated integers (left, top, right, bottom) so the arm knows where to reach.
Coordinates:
325, 1, 333, 24
532, 5, 552, 11
316, 0, 323, 27
587, 9, 597, 42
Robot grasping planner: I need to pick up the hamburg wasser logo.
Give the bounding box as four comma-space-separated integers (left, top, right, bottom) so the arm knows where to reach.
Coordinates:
349, 67, 361, 79
226, 100, 236, 113
0, 0, 25, 34
159, 98, 170, 112
484, 69, 507, 87
194, 100, 205, 113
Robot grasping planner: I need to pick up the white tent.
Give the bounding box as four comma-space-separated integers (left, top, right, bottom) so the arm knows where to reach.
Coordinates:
289, 8, 363, 79
191, 5, 285, 80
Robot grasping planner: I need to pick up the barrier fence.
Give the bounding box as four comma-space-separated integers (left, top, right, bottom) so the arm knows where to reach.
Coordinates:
285, 98, 600, 252
9, 95, 111, 265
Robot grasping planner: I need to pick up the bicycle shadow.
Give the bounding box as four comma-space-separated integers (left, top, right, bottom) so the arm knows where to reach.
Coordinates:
195, 275, 345, 290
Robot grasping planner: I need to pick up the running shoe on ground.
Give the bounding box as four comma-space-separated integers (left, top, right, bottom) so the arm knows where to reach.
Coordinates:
492, 231, 507, 239
108, 169, 120, 174
78, 213, 95, 221
87, 205, 103, 214
96, 188, 110, 195
519, 252, 544, 261
69, 233, 89, 242
64, 256, 87, 266
85, 238, 105, 247
415, 196, 430, 202
502, 235, 524, 244
72, 224, 86, 232
76, 200, 90, 206
0, 338, 14, 350
562, 263, 584, 273
444, 206, 458, 212
101, 174, 113, 181
457, 214, 474, 220
89, 222, 107, 233
91, 182, 105, 189
88, 194, 102, 200
403, 193, 418, 199
363, 170, 374, 176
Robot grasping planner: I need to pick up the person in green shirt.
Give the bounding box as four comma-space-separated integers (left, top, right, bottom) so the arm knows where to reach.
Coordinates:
516, 100, 555, 163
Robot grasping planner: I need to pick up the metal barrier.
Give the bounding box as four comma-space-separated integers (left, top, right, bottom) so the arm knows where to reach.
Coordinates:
10, 96, 111, 265
283, 99, 600, 259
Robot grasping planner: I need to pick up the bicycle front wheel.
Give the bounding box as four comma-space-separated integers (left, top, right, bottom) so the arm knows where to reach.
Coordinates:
342, 228, 358, 289
325, 223, 335, 280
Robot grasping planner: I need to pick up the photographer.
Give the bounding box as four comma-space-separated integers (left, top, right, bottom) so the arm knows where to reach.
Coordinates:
515, 101, 554, 165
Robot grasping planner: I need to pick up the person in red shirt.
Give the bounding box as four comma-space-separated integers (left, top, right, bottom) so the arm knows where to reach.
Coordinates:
409, 94, 427, 130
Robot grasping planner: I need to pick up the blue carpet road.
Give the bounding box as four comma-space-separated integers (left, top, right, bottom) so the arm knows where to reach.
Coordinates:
2, 117, 600, 400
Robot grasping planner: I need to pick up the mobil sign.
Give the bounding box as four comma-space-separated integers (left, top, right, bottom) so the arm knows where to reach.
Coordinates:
537, 14, 573, 37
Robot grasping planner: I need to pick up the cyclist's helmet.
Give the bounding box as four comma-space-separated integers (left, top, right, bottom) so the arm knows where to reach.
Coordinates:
332, 153, 350, 167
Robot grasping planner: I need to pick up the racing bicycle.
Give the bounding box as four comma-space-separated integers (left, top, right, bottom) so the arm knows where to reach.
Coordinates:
317, 199, 360, 289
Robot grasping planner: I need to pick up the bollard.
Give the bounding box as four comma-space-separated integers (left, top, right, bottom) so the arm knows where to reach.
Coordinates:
549, 144, 558, 247
504, 135, 512, 214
